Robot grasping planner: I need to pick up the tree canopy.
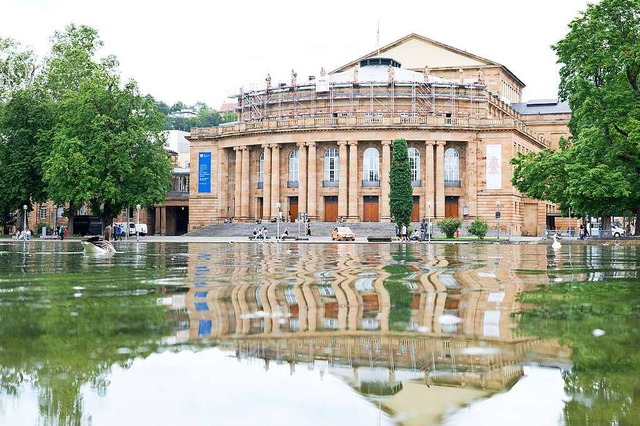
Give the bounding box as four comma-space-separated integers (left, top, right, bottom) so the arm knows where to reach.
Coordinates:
511, 0, 640, 234
0, 24, 173, 231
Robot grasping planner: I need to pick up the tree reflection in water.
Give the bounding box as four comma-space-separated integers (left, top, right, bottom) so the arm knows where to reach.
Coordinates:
0, 276, 174, 426
516, 280, 640, 425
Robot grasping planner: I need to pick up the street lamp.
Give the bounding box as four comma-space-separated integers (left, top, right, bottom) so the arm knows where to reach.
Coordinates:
276, 202, 282, 241
53, 204, 57, 235
136, 204, 141, 241
495, 201, 501, 240
23, 204, 27, 234
427, 202, 432, 244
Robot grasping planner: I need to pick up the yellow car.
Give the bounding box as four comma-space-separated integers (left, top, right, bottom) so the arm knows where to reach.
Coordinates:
331, 226, 355, 241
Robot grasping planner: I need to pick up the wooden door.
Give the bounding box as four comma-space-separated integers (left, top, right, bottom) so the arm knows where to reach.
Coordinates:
257, 198, 263, 220
412, 196, 420, 222
445, 196, 459, 218
289, 197, 298, 222
363, 196, 379, 222
324, 196, 338, 222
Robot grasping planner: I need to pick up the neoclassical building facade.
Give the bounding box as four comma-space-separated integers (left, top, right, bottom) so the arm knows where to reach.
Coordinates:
188, 34, 570, 236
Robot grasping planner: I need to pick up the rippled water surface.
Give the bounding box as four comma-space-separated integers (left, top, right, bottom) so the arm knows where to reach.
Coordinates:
0, 240, 639, 425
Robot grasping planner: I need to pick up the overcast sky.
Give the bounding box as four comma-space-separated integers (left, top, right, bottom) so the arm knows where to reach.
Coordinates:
1, 0, 594, 109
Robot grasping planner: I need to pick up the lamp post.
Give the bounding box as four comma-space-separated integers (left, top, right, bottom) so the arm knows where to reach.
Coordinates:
427, 202, 432, 244
496, 201, 501, 240
276, 202, 281, 241
136, 204, 141, 241
22, 204, 27, 234
53, 204, 57, 235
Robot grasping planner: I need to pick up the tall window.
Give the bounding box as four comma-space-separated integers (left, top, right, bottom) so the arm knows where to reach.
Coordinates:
288, 149, 299, 182
408, 147, 420, 183
444, 148, 460, 186
258, 151, 265, 185
363, 147, 380, 182
39, 206, 47, 219
324, 148, 339, 183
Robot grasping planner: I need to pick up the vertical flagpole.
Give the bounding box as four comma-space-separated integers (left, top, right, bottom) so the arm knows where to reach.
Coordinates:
377, 21, 380, 55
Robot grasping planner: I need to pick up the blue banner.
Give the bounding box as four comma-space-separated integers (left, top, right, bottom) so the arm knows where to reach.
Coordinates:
198, 152, 212, 193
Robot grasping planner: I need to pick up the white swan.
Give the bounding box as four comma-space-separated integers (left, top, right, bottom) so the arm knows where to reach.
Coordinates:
552, 234, 562, 250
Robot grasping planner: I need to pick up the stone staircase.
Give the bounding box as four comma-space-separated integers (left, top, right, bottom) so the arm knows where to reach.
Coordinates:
188, 221, 401, 238
186, 220, 493, 238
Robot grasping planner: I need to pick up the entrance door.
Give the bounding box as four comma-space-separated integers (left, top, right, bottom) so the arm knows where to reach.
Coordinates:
445, 196, 459, 218
257, 197, 263, 220
412, 196, 420, 222
325, 196, 338, 222
363, 196, 379, 222
289, 197, 298, 222
175, 206, 189, 235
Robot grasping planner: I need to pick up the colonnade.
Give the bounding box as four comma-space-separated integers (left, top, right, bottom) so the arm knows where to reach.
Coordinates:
230, 140, 449, 222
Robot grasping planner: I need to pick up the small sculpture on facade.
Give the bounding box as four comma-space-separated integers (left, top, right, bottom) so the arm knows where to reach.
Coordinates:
477, 68, 485, 84
353, 64, 359, 83
320, 67, 327, 77
265, 73, 272, 89
423, 66, 430, 83
388, 65, 395, 83
291, 69, 297, 87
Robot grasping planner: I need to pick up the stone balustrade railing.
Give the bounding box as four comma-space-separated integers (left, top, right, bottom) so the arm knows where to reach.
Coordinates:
192, 114, 549, 147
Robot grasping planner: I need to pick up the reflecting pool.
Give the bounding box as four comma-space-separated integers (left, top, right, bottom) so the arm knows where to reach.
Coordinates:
0, 240, 639, 425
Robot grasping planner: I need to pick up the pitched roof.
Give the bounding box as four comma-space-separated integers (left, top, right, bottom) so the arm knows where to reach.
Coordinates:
511, 99, 571, 115
331, 33, 524, 87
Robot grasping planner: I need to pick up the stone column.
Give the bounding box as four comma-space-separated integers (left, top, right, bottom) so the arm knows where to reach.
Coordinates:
262, 145, 271, 220
298, 142, 307, 217
435, 141, 446, 219
270, 144, 280, 219
241, 146, 250, 220
307, 142, 317, 219
465, 140, 478, 217
381, 140, 392, 222
348, 141, 359, 221
234, 147, 242, 219
219, 147, 229, 219
338, 141, 348, 220
424, 141, 435, 220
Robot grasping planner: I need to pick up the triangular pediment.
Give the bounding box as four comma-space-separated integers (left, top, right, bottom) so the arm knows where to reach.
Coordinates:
332, 33, 498, 74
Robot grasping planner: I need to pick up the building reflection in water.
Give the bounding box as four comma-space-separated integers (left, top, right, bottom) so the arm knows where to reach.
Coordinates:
155, 243, 575, 421
153, 242, 640, 423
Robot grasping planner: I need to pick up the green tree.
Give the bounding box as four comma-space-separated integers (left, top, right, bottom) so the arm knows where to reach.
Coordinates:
0, 37, 37, 102
467, 217, 489, 239
511, 0, 640, 234
0, 88, 55, 228
44, 73, 172, 227
389, 139, 413, 230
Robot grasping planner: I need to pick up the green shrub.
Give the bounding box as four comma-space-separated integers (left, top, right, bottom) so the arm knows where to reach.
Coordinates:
437, 218, 462, 238
467, 218, 489, 239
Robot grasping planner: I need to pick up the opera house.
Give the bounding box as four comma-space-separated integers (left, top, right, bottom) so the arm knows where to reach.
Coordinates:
188, 34, 570, 236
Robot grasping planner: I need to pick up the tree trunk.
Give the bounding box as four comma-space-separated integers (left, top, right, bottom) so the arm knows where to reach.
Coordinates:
635, 207, 640, 236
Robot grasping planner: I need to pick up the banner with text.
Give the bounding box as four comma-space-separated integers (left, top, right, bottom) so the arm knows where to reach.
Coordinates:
198, 151, 212, 193
485, 144, 502, 190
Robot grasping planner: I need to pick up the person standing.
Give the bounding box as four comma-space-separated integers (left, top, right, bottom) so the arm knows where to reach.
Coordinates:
401, 224, 407, 242
306, 223, 311, 236
104, 224, 112, 241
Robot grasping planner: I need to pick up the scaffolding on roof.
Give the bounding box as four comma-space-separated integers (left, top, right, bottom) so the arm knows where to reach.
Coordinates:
235, 78, 488, 123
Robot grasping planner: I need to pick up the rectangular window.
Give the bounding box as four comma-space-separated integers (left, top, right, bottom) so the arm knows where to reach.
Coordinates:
39, 206, 47, 219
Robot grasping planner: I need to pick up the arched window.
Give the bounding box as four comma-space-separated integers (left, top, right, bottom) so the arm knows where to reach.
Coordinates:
288, 149, 299, 186
444, 148, 460, 187
258, 151, 265, 188
323, 148, 339, 186
363, 147, 380, 185
408, 147, 420, 185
